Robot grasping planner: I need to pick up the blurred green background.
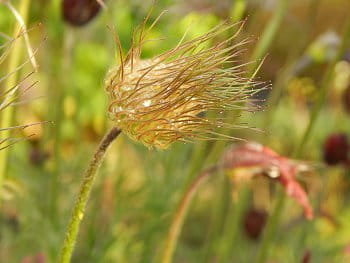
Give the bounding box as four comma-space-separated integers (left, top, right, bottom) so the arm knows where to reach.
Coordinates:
1, 0, 350, 262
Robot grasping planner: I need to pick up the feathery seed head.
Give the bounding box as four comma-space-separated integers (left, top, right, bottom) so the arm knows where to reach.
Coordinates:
105, 15, 260, 149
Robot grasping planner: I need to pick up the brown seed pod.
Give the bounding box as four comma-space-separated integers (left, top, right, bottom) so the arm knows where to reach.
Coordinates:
62, 0, 102, 26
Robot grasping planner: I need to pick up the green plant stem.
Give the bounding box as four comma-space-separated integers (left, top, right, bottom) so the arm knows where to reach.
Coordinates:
217, 185, 250, 263
59, 127, 121, 263
255, 189, 285, 263
263, 0, 320, 127
294, 18, 350, 156
249, 0, 291, 73
50, 28, 74, 224
0, 0, 31, 200
200, 172, 230, 262
231, 0, 247, 22
160, 167, 216, 263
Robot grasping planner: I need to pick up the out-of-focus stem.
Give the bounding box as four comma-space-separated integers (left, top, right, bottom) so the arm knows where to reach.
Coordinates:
0, 0, 31, 200
59, 127, 121, 263
200, 172, 230, 262
217, 185, 250, 263
295, 18, 350, 156
255, 189, 285, 263
160, 167, 217, 263
249, 0, 291, 73
231, 0, 247, 22
263, 0, 320, 128
50, 27, 75, 222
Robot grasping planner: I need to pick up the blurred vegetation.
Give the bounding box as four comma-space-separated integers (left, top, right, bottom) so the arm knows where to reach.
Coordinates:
1, 0, 350, 262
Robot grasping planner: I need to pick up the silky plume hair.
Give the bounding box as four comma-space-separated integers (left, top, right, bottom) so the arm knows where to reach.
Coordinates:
0, 23, 39, 150
105, 12, 263, 149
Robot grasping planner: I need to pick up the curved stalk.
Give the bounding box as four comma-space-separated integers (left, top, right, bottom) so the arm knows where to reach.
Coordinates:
160, 166, 217, 263
59, 127, 121, 263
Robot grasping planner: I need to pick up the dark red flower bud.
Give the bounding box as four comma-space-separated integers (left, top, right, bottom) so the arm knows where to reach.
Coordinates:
301, 250, 311, 263
323, 133, 349, 165
29, 146, 49, 166
62, 0, 102, 26
243, 209, 267, 240
343, 85, 350, 114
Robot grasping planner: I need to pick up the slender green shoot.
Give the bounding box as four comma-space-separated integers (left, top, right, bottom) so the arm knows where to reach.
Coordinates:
59, 127, 121, 263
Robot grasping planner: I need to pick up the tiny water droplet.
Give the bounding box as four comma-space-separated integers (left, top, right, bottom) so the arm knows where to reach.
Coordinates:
143, 100, 152, 107
78, 212, 84, 220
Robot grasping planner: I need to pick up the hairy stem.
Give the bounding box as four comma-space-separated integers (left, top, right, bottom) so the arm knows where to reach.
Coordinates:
59, 127, 121, 263
160, 166, 217, 263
